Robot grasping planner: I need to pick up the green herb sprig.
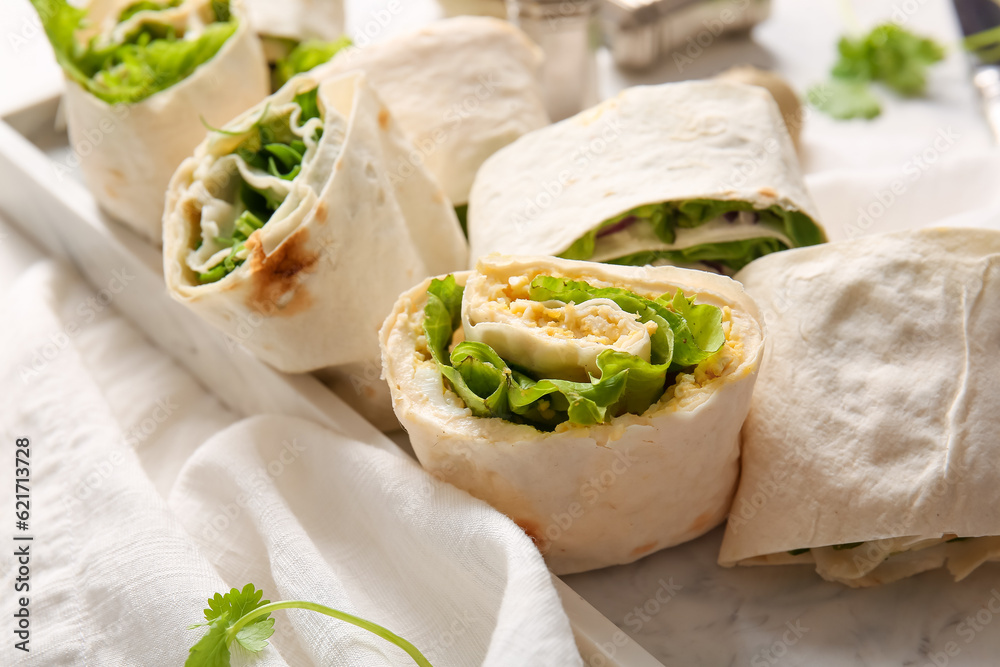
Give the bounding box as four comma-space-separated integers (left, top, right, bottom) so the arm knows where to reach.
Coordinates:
186, 583, 434, 667
808, 23, 945, 120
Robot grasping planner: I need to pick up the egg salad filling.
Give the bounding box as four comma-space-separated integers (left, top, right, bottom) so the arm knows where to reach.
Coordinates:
422, 270, 729, 430
559, 199, 826, 274
185, 86, 325, 284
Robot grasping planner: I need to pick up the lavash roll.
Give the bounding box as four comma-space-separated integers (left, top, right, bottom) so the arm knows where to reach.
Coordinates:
314, 16, 549, 206
467, 81, 825, 270
163, 70, 467, 383
719, 228, 1000, 587
244, 0, 344, 60
61, 0, 269, 243
380, 254, 766, 573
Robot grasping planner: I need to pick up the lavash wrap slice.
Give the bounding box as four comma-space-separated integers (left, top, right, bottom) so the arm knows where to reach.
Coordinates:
379, 254, 766, 574
467, 81, 825, 271
719, 228, 1000, 587
60, 0, 269, 243
314, 16, 549, 206
163, 69, 467, 383
244, 0, 344, 61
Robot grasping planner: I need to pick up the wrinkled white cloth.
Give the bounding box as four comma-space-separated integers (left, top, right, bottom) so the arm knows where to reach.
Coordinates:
0, 261, 582, 666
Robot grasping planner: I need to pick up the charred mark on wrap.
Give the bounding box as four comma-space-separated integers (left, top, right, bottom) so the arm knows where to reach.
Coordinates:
245, 228, 318, 315
630, 541, 658, 557
314, 200, 328, 224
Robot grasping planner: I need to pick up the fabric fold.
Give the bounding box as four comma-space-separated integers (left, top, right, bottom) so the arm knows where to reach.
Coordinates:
0, 260, 581, 665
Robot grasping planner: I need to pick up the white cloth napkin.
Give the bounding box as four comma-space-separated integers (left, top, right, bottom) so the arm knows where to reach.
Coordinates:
0, 262, 582, 666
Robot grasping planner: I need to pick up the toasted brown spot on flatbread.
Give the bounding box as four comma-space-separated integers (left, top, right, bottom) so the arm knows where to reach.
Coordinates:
758, 187, 778, 198
630, 541, 657, 558
314, 200, 328, 224
183, 200, 203, 249
687, 510, 717, 535
244, 228, 318, 315
378, 107, 390, 129
109, 168, 124, 182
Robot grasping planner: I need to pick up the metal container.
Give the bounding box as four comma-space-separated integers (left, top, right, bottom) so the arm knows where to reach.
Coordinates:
507, 0, 600, 120
601, 0, 771, 70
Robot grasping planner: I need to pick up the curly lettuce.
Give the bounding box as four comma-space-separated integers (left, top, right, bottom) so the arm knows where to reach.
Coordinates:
272, 37, 353, 89
423, 274, 725, 430
195, 87, 322, 284
560, 200, 825, 273
31, 0, 237, 105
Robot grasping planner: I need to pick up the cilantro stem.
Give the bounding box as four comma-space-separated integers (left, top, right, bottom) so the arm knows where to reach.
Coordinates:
227, 601, 434, 667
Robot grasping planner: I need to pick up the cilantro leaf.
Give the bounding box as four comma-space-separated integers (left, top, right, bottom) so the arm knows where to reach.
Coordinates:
810, 23, 945, 120
186, 583, 434, 667
186, 623, 231, 667
807, 79, 882, 120
187, 584, 275, 666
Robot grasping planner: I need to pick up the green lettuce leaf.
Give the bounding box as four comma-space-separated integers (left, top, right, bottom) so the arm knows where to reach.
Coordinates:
273, 37, 352, 89
419, 274, 726, 429
197, 87, 320, 284
559, 230, 597, 261
608, 236, 788, 273
559, 200, 824, 270
118, 0, 181, 23
31, 0, 237, 105
454, 203, 468, 238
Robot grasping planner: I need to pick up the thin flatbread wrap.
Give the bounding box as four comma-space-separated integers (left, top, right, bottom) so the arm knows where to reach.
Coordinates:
35, 0, 270, 243
244, 0, 344, 62
467, 81, 825, 273
163, 69, 467, 382
314, 16, 549, 207
380, 254, 766, 573
719, 228, 1000, 587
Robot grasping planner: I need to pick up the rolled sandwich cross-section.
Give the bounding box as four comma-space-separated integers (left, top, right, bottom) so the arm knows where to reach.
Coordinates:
719, 228, 1000, 587
380, 254, 766, 573
468, 81, 825, 273
33, 0, 269, 243
164, 69, 467, 379
242, 0, 345, 65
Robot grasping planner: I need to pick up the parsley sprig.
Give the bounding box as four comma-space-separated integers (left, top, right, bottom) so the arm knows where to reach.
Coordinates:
808, 23, 945, 120
186, 583, 434, 667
